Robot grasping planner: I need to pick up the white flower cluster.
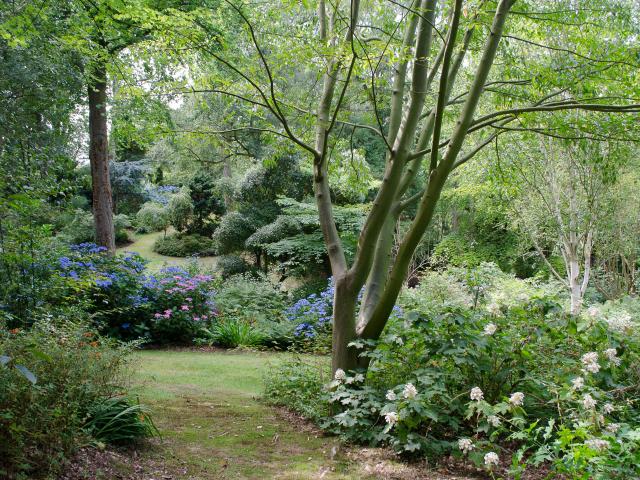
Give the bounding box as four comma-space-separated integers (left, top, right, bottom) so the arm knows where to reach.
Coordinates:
487, 415, 501, 427
603, 403, 615, 414
606, 311, 634, 333
384, 411, 398, 426
486, 302, 501, 316
334, 368, 346, 381
386, 390, 397, 401
483, 322, 497, 335
604, 348, 621, 366
605, 423, 620, 433
458, 438, 474, 454
484, 451, 499, 467
403, 383, 418, 399
581, 352, 600, 374
585, 438, 610, 452
571, 376, 584, 389
509, 392, 524, 406
470, 387, 484, 401
582, 393, 597, 410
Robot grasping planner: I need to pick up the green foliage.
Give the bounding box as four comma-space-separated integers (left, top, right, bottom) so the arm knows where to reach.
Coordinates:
263, 232, 329, 274
0, 319, 136, 479
85, 396, 158, 445
215, 255, 252, 279
201, 320, 265, 348
167, 189, 194, 232
153, 233, 216, 257
136, 201, 170, 233
214, 274, 286, 323
187, 170, 226, 235
58, 210, 132, 246
212, 211, 254, 255
265, 264, 640, 475
244, 216, 302, 250
263, 357, 331, 422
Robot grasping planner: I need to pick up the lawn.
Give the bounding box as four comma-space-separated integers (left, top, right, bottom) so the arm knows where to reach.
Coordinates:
117, 231, 219, 270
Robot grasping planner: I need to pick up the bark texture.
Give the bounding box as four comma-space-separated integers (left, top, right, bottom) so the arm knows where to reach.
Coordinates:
88, 63, 116, 253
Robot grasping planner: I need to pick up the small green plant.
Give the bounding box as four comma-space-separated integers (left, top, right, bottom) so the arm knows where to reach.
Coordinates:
202, 320, 265, 348
85, 396, 159, 445
263, 357, 330, 422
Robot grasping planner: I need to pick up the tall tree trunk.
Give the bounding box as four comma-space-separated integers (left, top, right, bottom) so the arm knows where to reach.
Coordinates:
88, 62, 115, 253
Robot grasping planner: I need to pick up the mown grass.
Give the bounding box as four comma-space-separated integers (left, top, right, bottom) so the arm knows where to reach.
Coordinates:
117, 231, 219, 270
130, 350, 377, 479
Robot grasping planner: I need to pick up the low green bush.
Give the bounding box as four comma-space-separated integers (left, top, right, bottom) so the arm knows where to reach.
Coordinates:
0, 319, 143, 479
215, 255, 252, 279
215, 273, 286, 323
153, 233, 216, 257
263, 357, 330, 422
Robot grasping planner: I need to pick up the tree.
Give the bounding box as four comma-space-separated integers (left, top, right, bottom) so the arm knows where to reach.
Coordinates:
1, 0, 204, 252
185, 0, 640, 372
167, 189, 194, 233
498, 137, 625, 314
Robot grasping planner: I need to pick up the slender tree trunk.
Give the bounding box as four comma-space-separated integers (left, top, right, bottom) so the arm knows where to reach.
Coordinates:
88, 62, 115, 253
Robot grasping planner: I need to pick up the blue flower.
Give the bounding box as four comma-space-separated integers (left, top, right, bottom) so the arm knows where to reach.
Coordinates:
95, 278, 113, 288
121, 323, 131, 329
294, 323, 316, 338
58, 257, 73, 269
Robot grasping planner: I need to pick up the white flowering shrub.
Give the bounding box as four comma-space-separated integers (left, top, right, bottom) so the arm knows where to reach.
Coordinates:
264, 265, 640, 477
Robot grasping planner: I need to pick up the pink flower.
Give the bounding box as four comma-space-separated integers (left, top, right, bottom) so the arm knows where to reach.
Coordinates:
181, 305, 190, 311
154, 313, 162, 318
193, 316, 200, 321
186, 297, 193, 302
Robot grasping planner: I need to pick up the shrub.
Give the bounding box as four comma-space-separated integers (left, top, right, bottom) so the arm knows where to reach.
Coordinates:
141, 266, 218, 344
0, 320, 137, 479
167, 188, 194, 232
265, 267, 640, 477
215, 255, 251, 279
283, 278, 335, 352
136, 202, 169, 234
50, 245, 218, 343
58, 211, 132, 246
188, 170, 226, 235
215, 273, 285, 323
153, 233, 216, 257
263, 357, 331, 422
212, 211, 254, 255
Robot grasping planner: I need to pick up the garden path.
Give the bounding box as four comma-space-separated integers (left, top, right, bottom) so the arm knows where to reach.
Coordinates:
126, 350, 480, 480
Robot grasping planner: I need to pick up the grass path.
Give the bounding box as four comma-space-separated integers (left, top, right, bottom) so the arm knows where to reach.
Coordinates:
117, 231, 219, 270
126, 350, 473, 480
130, 350, 365, 479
